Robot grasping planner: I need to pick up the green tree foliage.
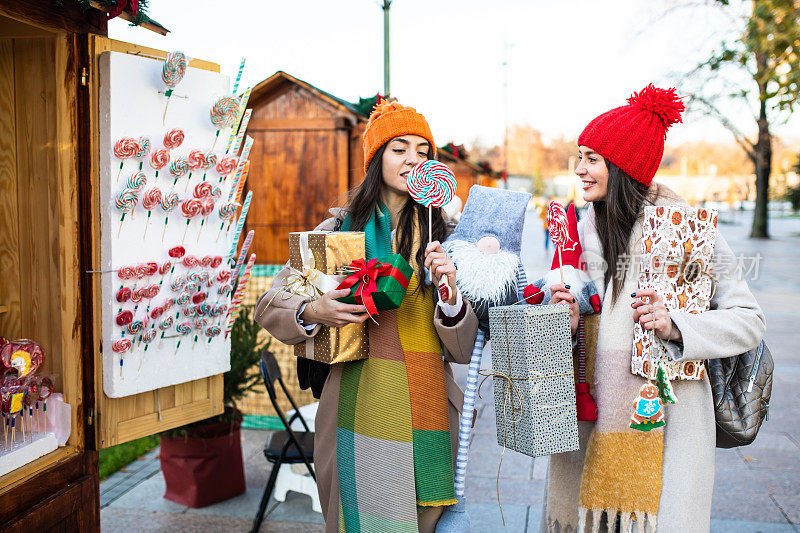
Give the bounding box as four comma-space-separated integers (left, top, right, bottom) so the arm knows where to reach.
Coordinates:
687, 0, 800, 238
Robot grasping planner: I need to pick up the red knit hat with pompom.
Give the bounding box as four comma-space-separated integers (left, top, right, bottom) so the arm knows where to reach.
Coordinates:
578, 84, 685, 186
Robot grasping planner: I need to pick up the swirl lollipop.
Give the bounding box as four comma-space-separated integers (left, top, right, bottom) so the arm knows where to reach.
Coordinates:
136, 137, 151, 167
115, 188, 138, 238
216, 202, 237, 239
547, 201, 571, 283
202, 152, 218, 182
163, 128, 185, 150
180, 198, 202, 243
215, 156, 238, 181
195, 198, 215, 242
160, 191, 180, 241
194, 181, 213, 199
406, 160, 457, 300
150, 149, 170, 182
113, 137, 139, 183
141, 188, 162, 239
186, 149, 206, 191
175, 322, 192, 351
162, 51, 187, 123
127, 170, 147, 192
169, 157, 189, 190
209, 96, 240, 150
112, 338, 132, 374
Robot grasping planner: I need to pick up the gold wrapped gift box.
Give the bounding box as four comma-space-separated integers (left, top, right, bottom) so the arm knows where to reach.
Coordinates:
288, 231, 369, 364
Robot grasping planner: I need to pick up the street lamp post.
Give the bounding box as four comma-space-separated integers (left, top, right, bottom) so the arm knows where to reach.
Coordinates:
382, 0, 392, 97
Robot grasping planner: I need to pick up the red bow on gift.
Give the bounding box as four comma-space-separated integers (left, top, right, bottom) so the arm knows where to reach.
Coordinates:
337, 258, 392, 319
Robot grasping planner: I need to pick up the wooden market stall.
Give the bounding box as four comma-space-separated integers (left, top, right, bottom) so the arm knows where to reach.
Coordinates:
0, 3, 228, 529
242, 71, 493, 265
242, 71, 369, 265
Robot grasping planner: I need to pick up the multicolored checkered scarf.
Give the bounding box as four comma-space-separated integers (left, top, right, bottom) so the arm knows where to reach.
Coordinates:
337, 206, 455, 532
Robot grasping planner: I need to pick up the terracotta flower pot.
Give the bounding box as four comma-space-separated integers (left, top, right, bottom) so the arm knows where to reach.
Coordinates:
160, 412, 245, 508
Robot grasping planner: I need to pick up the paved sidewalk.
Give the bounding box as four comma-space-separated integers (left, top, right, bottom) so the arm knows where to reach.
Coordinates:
101, 209, 800, 532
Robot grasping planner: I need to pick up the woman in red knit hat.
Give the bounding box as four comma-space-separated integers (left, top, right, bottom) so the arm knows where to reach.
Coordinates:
541, 85, 765, 532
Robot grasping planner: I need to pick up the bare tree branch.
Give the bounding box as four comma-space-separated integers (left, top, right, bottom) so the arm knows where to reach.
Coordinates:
687, 94, 757, 160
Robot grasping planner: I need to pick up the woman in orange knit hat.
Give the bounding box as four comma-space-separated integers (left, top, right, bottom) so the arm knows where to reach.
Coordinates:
256, 101, 478, 533
540, 85, 765, 532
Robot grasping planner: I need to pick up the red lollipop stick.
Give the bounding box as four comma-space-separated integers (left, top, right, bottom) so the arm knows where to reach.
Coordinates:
406, 160, 457, 302
547, 200, 571, 284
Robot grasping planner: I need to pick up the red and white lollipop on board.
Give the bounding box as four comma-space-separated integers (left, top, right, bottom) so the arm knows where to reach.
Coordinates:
407, 159, 457, 301
546, 200, 573, 284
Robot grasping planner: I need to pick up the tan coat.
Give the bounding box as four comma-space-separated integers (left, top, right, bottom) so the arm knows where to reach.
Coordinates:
254, 216, 478, 532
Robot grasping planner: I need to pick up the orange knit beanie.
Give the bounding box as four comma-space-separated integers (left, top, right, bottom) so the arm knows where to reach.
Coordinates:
363, 101, 436, 172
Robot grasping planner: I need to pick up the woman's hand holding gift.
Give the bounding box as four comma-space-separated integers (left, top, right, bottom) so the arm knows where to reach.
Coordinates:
631, 288, 682, 342
300, 288, 369, 327
549, 283, 580, 335
424, 240, 458, 305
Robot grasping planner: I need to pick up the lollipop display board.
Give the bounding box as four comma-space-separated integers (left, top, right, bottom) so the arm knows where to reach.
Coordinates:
99, 51, 242, 398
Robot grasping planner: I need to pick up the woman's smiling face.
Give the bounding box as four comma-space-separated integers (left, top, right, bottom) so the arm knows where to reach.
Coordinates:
381, 135, 431, 195
575, 145, 609, 202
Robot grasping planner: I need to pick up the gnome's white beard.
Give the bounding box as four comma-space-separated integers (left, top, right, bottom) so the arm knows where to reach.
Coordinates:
444, 239, 519, 307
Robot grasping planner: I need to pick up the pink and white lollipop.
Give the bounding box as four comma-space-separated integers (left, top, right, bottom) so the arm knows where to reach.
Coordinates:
141, 188, 162, 239
546, 201, 571, 282
180, 198, 202, 243
163, 128, 185, 150
160, 191, 180, 241
407, 160, 457, 300
162, 51, 187, 123
150, 149, 170, 182
114, 137, 139, 183
115, 188, 138, 237
209, 96, 240, 150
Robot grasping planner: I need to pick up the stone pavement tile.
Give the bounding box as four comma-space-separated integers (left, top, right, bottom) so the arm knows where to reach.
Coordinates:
242, 428, 270, 462
468, 433, 534, 479
467, 502, 529, 533
466, 475, 544, 507
714, 463, 800, 497
715, 448, 747, 470
770, 493, 800, 525
527, 504, 544, 533
263, 491, 324, 524
710, 489, 789, 523
184, 486, 264, 519
108, 472, 189, 514
101, 508, 323, 533
710, 518, 797, 532
734, 431, 800, 470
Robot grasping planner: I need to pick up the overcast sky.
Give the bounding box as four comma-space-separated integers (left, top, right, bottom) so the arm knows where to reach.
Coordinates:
109, 0, 800, 149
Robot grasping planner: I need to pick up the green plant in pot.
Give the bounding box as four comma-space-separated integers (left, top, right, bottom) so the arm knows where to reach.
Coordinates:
160, 307, 268, 508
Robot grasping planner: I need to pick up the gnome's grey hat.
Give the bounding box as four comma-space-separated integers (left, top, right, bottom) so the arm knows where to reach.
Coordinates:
449, 186, 531, 256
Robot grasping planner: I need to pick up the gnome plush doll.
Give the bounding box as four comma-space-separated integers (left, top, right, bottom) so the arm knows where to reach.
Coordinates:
436, 185, 531, 532
526, 203, 601, 422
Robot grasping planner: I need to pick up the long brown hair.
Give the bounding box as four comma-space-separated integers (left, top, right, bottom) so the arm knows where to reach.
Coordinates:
344, 142, 446, 286
593, 161, 651, 306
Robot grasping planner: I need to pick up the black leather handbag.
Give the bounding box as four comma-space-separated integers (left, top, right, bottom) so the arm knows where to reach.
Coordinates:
707, 340, 773, 448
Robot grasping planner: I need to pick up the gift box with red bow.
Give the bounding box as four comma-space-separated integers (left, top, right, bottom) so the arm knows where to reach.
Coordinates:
335, 255, 414, 316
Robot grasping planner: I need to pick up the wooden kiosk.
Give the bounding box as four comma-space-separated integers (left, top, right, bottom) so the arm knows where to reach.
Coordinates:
0, 3, 226, 529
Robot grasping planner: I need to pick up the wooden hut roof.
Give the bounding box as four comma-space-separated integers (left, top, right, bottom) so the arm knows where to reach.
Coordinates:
249, 71, 370, 121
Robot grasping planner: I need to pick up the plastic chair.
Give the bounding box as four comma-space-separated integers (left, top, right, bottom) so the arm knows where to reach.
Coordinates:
251, 351, 316, 533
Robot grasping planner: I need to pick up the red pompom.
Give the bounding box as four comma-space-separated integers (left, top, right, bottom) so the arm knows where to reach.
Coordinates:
523, 284, 544, 305
627, 84, 684, 130
576, 382, 598, 422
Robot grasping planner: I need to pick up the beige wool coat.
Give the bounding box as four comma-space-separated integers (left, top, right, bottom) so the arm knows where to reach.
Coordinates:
255, 215, 478, 533
540, 184, 766, 532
